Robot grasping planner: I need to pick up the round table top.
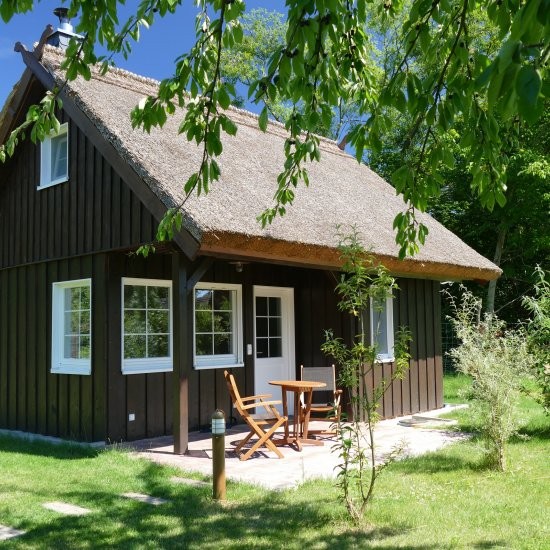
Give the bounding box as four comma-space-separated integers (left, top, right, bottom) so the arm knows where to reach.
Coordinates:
269, 380, 326, 390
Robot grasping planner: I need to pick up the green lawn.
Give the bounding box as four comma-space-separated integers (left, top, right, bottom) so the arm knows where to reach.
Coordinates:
0, 375, 548, 549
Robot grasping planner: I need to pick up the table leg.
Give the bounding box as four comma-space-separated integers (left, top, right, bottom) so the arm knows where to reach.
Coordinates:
281, 388, 289, 441
293, 391, 302, 451
300, 389, 323, 446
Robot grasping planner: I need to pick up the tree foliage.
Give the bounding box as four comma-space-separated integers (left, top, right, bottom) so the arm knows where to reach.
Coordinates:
522, 267, 550, 412
0, 0, 548, 258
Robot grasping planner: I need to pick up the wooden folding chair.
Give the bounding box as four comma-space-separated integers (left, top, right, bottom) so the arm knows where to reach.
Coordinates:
300, 364, 343, 435
224, 370, 288, 461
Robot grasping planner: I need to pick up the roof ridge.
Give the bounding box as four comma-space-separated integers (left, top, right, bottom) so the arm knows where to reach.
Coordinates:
41, 45, 347, 157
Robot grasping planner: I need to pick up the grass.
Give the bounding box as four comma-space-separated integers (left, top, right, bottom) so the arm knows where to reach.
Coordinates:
0, 375, 548, 549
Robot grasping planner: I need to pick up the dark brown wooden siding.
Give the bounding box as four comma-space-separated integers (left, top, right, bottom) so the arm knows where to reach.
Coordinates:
0, 255, 108, 441
0, 111, 157, 271
357, 278, 444, 420
104, 253, 175, 442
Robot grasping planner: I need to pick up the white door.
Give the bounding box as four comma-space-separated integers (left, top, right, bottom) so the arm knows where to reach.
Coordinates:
253, 286, 295, 415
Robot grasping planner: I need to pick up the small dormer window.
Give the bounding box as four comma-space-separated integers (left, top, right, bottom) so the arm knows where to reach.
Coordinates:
39, 123, 68, 189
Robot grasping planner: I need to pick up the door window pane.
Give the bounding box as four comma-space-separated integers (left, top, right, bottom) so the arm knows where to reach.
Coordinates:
255, 296, 283, 358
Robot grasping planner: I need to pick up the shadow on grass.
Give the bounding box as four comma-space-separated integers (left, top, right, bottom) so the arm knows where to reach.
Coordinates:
2, 458, 426, 550
516, 420, 550, 440
0, 434, 99, 460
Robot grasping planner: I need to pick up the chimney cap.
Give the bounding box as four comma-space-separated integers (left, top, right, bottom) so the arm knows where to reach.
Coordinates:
53, 7, 69, 21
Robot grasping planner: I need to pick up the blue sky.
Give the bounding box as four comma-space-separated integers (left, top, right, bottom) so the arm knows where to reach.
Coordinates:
0, 1, 285, 109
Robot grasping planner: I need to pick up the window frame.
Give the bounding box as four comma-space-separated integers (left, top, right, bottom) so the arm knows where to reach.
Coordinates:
193, 282, 244, 370
369, 294, 395, 363
39, 122, 69, 190
51, 278, 92, 375
121, 277, 173, 375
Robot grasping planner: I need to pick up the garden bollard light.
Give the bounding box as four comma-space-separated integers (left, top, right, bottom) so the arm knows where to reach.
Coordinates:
211, 409, 226, 500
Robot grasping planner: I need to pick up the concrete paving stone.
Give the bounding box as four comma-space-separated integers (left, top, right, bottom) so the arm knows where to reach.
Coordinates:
43, 502, 91, 516
122, 492, 169, 505
0, 525, 26, 541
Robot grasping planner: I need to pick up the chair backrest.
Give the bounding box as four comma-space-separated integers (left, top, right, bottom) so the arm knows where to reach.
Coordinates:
300, 365, 336, 394
224, 370, 247, 418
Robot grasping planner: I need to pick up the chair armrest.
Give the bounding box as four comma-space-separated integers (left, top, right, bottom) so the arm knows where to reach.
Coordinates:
334, 389, 343, 395
241, 400, 282, 410
240, 393, 272, 401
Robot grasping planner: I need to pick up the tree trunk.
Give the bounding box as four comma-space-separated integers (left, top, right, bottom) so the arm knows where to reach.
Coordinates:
486, 226, 507, 315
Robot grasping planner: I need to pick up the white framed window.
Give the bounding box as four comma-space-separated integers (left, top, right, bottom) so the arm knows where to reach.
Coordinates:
194, 282, 243, 370
39, 122, 68, 189
51, 279, 92, 375
121, 278, 173, 375
370, 294, 394, 363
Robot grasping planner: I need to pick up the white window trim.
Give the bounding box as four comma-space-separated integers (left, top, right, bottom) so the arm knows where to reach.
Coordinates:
194, 282, 244, 370
121, 277, 173, 375
51, 278, 92, 375
369, 295, 395, 363
38, 123, 69, 190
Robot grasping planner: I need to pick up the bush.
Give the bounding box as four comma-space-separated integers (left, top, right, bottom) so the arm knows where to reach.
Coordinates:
447, 290, 534, 471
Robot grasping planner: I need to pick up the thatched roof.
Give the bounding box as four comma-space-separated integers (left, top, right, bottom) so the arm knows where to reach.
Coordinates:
35, 46, 499, 280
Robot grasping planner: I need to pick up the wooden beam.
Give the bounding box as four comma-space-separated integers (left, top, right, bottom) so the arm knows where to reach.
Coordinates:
14, 44, 201, 261
172, 252, 189, 454
186, 256, 214, 292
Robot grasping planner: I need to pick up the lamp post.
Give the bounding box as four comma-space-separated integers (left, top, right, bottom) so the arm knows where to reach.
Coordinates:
211, 409, 226, 500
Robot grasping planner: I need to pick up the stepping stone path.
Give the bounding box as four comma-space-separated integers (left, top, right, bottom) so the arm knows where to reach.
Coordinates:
121, 492, 168, 505
170, 476, 209, 487
43, 502, 91, 516
0, 525, 25, 541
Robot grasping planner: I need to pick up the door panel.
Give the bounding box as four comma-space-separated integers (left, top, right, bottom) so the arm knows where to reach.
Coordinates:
253, 287, 295, 415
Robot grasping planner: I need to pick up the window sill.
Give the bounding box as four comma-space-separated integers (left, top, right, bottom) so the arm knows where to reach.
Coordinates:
194, 362, 245, 371
375, 357, 395, 364
37, 177, 69, 190
122, 359, 173, 375
51, 364, 91, 375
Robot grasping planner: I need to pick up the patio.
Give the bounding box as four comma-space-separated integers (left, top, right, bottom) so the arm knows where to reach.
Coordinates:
130, 405, 469, 490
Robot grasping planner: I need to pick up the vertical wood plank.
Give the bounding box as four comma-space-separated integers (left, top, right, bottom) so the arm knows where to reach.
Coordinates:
7, 268, 18, 429
425, 280, 437, 411
36, 262, 48, 434
0, 269, 8, 426
407, 280, 420, 413
92, 254, 108, 441
416, 280, 428, 412
26, 265, 37, 433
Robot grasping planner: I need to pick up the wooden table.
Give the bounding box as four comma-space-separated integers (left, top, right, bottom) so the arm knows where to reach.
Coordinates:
269, 380, 326, 451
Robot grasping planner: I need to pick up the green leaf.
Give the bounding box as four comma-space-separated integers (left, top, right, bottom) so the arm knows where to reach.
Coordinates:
258, 105, 268, 132
516, 66, 542, 121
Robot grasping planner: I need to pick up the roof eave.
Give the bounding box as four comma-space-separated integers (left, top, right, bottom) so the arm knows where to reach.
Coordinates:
200, 231, 502, 282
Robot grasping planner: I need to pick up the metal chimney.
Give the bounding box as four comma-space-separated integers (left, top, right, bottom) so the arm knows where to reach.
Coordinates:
53, 7, 73, 33
47, 7, 82, 50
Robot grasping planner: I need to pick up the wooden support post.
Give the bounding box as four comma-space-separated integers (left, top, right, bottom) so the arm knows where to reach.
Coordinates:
172, 252, 189, 454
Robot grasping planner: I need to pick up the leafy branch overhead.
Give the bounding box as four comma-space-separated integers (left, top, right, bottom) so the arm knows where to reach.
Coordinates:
0, 0, 548, 259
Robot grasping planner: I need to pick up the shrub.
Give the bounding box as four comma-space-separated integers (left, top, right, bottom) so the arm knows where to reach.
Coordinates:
448, 289, 534, 471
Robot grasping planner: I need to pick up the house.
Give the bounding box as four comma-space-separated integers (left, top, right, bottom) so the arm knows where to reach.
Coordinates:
0, 28, 501, 451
